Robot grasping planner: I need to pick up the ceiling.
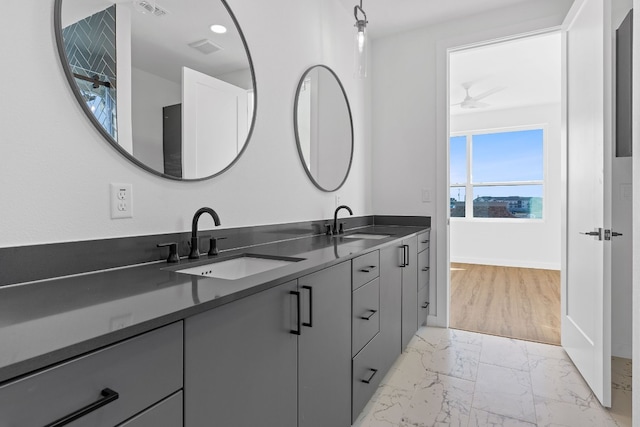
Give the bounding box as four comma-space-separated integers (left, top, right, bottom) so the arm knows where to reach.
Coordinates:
338, 0, 563, 113
449, 32, 562, 115
337, 0, 537, 39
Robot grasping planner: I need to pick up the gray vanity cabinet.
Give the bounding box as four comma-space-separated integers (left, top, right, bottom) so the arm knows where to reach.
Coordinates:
378, 243, 404, 371
184, 261, 351, 427
417, 230, 431, 327
298, 261, 352, 427
184, 280, 298, 427
400, 235, 419, 350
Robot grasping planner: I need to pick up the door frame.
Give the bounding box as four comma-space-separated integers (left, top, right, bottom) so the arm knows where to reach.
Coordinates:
434, 25, 563, 328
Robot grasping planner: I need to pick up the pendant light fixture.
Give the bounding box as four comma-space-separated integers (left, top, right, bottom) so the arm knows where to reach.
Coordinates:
354, 0, 368, 79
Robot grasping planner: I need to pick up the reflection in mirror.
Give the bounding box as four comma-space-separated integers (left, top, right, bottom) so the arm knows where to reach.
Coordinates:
55, 0, 256, 180
294, 65, 353, 192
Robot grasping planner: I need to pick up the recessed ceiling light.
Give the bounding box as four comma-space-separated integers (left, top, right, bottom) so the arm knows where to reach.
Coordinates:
210, 24, 227, 34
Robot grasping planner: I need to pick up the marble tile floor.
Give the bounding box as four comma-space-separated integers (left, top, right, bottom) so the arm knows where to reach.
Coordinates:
353, 327, 632, 427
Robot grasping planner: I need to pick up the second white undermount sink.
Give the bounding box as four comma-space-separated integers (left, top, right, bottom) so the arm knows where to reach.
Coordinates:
342, 232, 391, 240
176, 254, 304, 280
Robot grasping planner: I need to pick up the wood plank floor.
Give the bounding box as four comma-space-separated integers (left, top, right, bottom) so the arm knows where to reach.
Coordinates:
450, 263, 561, 345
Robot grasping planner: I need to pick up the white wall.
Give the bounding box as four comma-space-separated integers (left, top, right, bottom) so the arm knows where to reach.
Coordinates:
631, 0, 640, 416
449, 104, 562, 270
0, 0, 370, 248
371, 0, 573, 326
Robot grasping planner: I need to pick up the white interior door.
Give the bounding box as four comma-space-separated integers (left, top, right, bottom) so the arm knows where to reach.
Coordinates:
182, 67, 249, 179
562, 0, 612, 407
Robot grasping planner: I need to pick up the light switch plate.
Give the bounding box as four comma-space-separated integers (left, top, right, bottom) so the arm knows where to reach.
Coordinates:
422, 188, 431, 203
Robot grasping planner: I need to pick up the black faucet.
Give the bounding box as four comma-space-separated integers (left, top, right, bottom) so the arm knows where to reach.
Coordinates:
333, 205, 353, 235
189, 207, 221, 259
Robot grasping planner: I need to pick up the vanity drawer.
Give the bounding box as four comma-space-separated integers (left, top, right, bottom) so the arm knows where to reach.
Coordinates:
418, 285, 429, 327
121, 391, 183, 427
352, 250, 380, 290
352, 335, 384, 423
0, 322, 183, 427
418, 247, 430, 291
417, 230, 430, 253
352, 277, 380, 356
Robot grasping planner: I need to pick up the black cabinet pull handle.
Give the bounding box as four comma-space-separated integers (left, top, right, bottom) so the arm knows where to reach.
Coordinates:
401, 245, 409, 266
422, 302, 430, 309
421, 240, 429, 244
359, 265, 377, 273
45, 388, 119, 427
290, 291, 301, 335
422, 267, 429, 272
362, 368, 378, 384
360, 309, 378, 320
302, 286, 313, 328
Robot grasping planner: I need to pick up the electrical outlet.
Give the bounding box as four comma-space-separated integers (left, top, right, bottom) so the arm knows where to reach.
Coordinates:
111, 183, 133, 219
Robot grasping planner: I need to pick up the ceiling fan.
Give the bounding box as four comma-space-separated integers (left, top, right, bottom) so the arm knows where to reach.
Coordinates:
451, 82, 506, 109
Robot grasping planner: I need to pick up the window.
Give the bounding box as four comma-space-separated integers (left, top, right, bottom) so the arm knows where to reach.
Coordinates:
450, 128, 544, 219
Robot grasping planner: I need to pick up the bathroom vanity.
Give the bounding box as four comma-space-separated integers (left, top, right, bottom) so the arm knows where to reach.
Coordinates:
0, 221, 430, 426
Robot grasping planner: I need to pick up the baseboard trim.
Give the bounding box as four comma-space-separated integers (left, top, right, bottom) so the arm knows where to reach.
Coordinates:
450, 257, 560, 271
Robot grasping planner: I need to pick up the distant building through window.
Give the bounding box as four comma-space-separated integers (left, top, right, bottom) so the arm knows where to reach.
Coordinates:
450, 128, 544, 219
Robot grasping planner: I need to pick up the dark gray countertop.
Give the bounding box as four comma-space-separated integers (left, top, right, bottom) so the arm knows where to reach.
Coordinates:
0, 225, 429, 385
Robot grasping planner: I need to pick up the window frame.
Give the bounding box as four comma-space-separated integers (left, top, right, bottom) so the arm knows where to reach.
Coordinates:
449, 124, 548, 222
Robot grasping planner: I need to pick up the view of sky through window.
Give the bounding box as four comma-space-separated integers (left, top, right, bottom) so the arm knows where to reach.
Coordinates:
450, 129, 544, 219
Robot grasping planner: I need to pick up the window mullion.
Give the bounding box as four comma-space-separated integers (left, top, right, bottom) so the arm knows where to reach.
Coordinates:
465, 134, 473, 218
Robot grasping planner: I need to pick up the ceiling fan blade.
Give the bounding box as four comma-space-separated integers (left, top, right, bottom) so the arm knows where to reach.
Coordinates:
461, 100, 490, 109
472, 86, 506, 101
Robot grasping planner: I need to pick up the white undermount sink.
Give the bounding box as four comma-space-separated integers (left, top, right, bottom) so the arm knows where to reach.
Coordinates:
176, 254, 304, 280
342, 233, 391, 240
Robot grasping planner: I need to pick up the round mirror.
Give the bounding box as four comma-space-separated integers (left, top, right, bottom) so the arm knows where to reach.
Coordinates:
294, 65, 353, 192
54, 0, 256, 180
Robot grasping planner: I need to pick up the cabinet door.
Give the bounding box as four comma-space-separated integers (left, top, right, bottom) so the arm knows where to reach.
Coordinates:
185, 281, 298, 427
378, 244, 403, 373
298, 261, 352, 427
401, 236, 418, 350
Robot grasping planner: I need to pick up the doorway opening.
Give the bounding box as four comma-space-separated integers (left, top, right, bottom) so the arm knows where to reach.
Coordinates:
447, 32, 562, 345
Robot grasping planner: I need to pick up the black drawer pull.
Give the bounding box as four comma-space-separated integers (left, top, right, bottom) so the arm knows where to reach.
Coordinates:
362, 368, 378, 384
421, 240, 429, 244
360, 309, 378, 320
422, 267, 429, 272
290, 291, 301, 335
359, 265, 377, 273
302, 286, 313, 328
45, 388, 119, 427
422, 302, 430, 309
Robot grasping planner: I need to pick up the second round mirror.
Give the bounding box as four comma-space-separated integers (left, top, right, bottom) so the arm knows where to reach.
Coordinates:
294, 65, 353, 192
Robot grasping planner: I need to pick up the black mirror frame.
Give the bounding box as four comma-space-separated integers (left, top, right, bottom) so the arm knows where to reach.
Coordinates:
53, 0, 257, 181
293, 65, 354, 192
